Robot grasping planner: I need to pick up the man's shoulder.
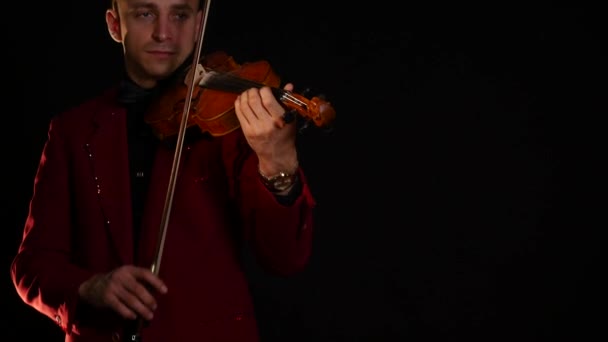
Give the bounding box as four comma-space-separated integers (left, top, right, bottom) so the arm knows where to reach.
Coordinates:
54, 85, 122, 122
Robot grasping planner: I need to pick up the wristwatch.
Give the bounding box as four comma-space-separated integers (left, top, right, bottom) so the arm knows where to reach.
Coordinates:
258, 168, 298, 192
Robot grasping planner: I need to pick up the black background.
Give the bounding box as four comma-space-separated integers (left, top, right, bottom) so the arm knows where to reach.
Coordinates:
1, 1, 605, 341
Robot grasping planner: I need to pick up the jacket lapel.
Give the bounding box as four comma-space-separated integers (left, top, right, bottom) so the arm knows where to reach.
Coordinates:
88, 102, 134, 265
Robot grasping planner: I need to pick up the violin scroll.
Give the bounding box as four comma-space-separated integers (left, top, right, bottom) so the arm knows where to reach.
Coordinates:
276, 90, 335, 129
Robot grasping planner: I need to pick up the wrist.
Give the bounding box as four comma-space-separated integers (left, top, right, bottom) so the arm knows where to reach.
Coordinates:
258, 164, 299, 193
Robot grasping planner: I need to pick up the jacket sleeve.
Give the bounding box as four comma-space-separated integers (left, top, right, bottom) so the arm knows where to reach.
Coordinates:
10, 116, 94, 335
221, 130, 316, 277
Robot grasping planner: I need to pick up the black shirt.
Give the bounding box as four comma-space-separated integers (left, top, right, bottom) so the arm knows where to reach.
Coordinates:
117, 78, 159, 256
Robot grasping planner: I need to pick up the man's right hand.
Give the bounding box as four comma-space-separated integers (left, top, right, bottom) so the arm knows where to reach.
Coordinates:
78, 265, 168, 320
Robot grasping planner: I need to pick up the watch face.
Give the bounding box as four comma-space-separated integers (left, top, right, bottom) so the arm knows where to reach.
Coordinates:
273, 176, 293, 191
266, 172, 296, 192
259, 169, 297, 192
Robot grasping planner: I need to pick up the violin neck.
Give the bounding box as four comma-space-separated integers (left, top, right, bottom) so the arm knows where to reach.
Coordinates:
199, 71, 288, 100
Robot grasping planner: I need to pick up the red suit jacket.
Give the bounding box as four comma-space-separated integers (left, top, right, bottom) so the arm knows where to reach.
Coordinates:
11, 87, 315, 341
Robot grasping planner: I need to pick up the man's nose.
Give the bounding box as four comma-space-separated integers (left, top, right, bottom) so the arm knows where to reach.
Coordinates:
152, 17, 172, 41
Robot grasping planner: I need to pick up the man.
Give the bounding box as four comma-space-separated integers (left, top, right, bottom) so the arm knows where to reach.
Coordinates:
11, 0, 315, 341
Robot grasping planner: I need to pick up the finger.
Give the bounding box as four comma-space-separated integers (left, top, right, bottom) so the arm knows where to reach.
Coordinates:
118, 290, 155, 320
111, 279, 156, 321
234, 94, 252, 126
104, 289, 138, 320
258, 87, 289, 128
235, 88, 265, 129
118, 267, 167, 320
131, 267, 168, 295
245, 88, 266, 120
125, 281, 158, 316
283, 82, 294, 92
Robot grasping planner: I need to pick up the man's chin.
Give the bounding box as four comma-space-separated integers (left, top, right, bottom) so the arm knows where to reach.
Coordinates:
143, 61, 181, 80
150, 68, 177, 80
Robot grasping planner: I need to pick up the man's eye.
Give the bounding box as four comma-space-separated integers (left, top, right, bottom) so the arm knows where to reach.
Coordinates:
136, 11, 154, 18
174, 12, 190, 20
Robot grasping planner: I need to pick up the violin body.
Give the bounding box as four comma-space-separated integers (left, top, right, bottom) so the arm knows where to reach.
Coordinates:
144, 51, 335, 140
146, 51, 280, 139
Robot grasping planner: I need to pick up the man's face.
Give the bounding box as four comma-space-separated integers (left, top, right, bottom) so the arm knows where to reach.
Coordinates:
108, 0, 202, 88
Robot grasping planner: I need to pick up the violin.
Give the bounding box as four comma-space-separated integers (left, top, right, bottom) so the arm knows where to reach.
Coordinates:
144, 50, 336, 140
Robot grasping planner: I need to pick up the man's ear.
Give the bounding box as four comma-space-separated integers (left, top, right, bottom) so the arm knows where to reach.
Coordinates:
105, 9, 122, 43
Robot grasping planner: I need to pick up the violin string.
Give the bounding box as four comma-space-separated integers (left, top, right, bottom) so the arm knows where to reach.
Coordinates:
203, 71, 307, 107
